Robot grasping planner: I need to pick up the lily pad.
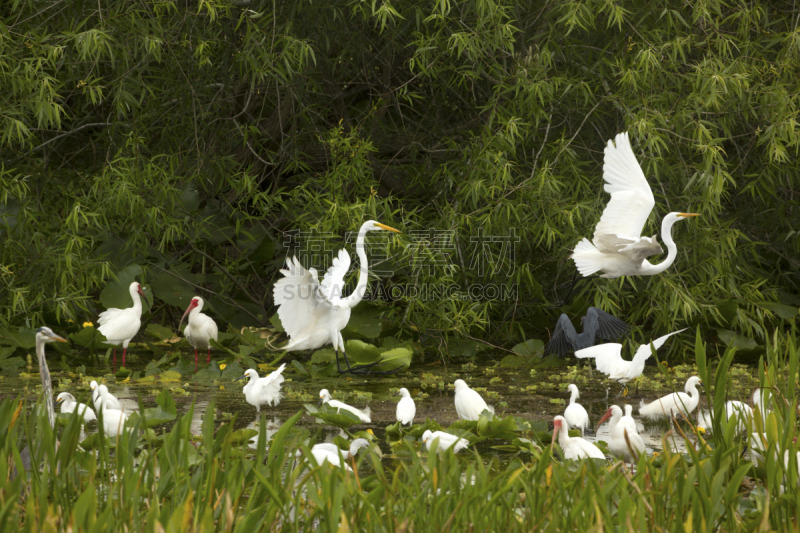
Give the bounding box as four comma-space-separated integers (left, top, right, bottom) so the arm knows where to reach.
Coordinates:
346, 340, 382, 365
304, 403, 362, 429
311, 348, 336, 364
142, 390, 177, 428
511, 339, 544, 357
342, 303, 383, 339
361, 347, 413, 373
447, 338, 486, 358
146, 323, 178, 342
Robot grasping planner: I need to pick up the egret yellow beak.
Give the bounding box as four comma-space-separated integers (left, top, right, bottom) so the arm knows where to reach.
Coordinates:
376, 223, 401, 233
678, 213, 701, 218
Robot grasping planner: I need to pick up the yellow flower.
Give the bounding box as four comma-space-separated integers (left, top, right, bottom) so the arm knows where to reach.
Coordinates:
82, 321, 94, 328
219, 364, 227, 370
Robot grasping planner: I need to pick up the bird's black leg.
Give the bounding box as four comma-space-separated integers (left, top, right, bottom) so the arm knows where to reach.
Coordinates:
553, 272, 600, 308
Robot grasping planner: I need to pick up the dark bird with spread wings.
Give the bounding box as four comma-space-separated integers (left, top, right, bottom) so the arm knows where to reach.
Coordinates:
545, 307, 630, 356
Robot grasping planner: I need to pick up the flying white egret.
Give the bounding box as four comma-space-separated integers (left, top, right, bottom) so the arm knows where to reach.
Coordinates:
34, 327, 68, 429
454, 379, 494, 421
421, 430, 470, 454
640, 376, 703, 421
318, 389, 371, 423
180, 296, 219, 371
575, 328, 686, 395
97, 281, 146, 368
598, 405, 645, 463
394, 388, 416, 426
273, 220, 402, 375
563, 384, 590, 436
551, 415, 605, 460
237, 365, 286, 412
301, 439, 371, 470
98, 386, 129, 437
545, 307, 630, 356
91, 383, 122, 412
55, 392, 96, 423
570, 132, 700, 279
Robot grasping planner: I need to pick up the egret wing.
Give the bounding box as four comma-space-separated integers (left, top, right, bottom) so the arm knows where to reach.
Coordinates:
273, 257, 323, 339
587, 307, 631, 340
634, 328, 687, 360
593, 234, 663, 261
545, 314, 577, 356
593, 132, 655, 242
320, 248, 352, 302
574, 343, 625, 376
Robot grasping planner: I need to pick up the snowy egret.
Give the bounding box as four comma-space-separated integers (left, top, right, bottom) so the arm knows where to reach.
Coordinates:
302, 438, 371, 470
571, 132, 700, 278
454, 379, 494, 421
394, 388, 416, 426
34, 327, 68, 429
575, 328, 686, 395
98, 386, 129, 437
273, 220, 402, 374
551, 416, 605, 460
318, 389, 371, 423
180, 296, 219, 371
564, 384, 590, 435
237, 364, 286, 412
421, 430, 469, 454
598, 405, 645, 463
55, 392, 96, 423
545, 307, 630, 356
640, 376, 702, 421
97, 281, 146, 367
92, 383, 122, 411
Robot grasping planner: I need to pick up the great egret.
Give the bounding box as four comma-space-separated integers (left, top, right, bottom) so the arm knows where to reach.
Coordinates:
301, 439, 371, 470
97, 386, 129, 437
598, 405, 645, 463
97, 281, 146, 367
35, 327, 68, 429
180, 296, 219, 371
575, 328, 686, 395
318, 389, 371, 423
237, 365, 286, 412
639, 376, 702, 420
55, 392, 96, 423
545, 307, 630, 356
92, 383, 122, 411
564, 384, 590, 436
551, 415, 605, 460
394, 388, 416, 426
570, 132, 700, 278
273, 220, 402, 375
421, 430, 469, 454
454, 379, 494, 421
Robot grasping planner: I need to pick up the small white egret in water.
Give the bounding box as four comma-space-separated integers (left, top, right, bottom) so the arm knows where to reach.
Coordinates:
571, 132, 700, 278
640, 376, 702, 421
454, 379, 494, 421
55, 392, 96, 423
273, 220, 402, 375
563, 384, 590, 436
575, 328, 686, 395
97, 281, 146, 367
318, 389, 371, 423
545, 307, 630, 356
92, 383, 122, 412
421, 430, 469, 454
301, 439, 371, 470
98, 386, 129, 437
551, 416, 605, 460
180, 296, 219, 371
237, 365, 286, 412
394, 388, 416, 426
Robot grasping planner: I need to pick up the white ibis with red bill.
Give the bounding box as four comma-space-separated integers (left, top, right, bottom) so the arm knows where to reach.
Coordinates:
551, 415, 605, 460
179, 296, 218, 371
97, 281, 146, 368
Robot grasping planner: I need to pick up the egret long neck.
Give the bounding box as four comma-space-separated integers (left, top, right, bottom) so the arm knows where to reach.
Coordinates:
343, 224, 371, 308
37, 338, 56, 429
569, 389, 578, 405
641, 216, 679, 275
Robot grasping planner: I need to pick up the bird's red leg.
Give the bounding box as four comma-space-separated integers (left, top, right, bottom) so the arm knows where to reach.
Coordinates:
113, 348, 117, 368
195, 348, 199, 372
122, 348, 127, 368
207, 348, 211, 364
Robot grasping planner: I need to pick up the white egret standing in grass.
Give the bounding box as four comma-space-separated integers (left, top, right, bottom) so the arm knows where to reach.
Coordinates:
237, 365, 286, 412
273, 220, 402, 375
318, 389, 371, 423
394, 388, 416, 426
640, 376, 703, 421
570, 132, 700, 279
454, 379, 494, 421
92, 383, 122, 412
179, 296, 219, 371
301, 439, 371, 470
421, 430, 469, 454
55, 392, 96, 423
575, 328, 686, 395
563, 384, 590, 436
551, 416, 605, 460
98, 386, 129, 437
97, 281, 146, 368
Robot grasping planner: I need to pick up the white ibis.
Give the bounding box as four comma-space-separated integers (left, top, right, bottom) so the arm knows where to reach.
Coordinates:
421, 430, 469, 454
300, 439, 371, 470
570, 132, 700, 278
318, 389, 371, 423
237, 364, 286, 412
575, 328, 686, 395
273, 220, 402, 374
564, 384, 590, 435
55, 392, 96, 423
551, 415, 605, 460
97, 281, 146, 368
91, 382, 122, 411
179, 296, 218, 371
640, 376, 703, 420
98, 385, 129, 437
395, 388, 416, 426
598, 405, 645, 463
454, 379, 494, 421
